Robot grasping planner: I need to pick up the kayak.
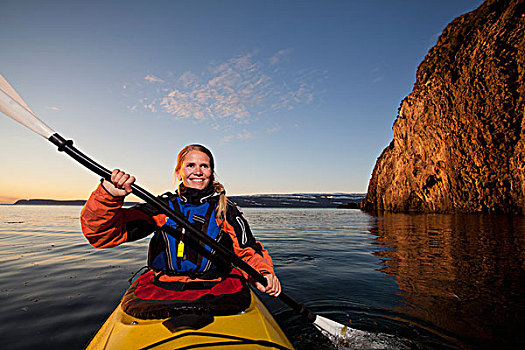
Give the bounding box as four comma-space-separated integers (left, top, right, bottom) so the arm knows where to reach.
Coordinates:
86, 287, 294, 350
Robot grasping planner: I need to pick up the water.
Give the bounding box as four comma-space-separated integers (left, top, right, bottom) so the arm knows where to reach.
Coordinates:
0, 206, 523, 349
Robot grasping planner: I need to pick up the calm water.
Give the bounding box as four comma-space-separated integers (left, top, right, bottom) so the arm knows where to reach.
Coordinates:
0, 206, 523, 349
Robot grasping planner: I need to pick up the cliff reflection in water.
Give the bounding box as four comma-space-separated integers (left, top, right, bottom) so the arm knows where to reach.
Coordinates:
370, 213, 525, 348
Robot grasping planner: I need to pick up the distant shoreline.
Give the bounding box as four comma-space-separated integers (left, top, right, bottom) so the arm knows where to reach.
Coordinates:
13, 199, 88, 206
11, 194, 365, 209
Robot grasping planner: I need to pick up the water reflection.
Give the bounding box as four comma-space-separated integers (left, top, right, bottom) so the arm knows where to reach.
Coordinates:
370, 213, 525, 348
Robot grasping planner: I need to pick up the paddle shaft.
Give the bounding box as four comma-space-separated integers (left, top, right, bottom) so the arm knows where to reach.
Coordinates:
48, 133, 316, 322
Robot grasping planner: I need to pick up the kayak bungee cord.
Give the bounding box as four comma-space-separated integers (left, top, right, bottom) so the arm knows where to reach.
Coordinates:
0, 73, 363, 344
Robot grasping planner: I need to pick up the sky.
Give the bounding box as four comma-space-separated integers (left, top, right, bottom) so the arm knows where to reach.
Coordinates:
0, 0, 483, 204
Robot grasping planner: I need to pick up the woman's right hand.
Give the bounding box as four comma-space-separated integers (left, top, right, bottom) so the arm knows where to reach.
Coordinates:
102, 169, 136, 197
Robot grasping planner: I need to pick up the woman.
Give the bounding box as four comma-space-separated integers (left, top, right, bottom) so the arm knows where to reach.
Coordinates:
80, 144, 281, 297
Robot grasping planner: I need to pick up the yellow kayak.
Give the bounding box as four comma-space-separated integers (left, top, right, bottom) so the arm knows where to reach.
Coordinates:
86, 288, 294, 350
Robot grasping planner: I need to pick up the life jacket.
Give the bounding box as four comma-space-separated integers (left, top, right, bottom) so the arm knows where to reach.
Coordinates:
148, 195, 230, 275
130, 194, 250, 323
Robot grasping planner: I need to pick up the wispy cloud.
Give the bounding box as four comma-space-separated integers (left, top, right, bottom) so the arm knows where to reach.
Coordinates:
269, 48, 293, 66
47, 106, 61, 111
266, 124, 281, 134
371, 65, 384, 83
144, 74, 165, 83
237, 130, 252, 140
221, 130, 253, 143
130, 50, 326, 133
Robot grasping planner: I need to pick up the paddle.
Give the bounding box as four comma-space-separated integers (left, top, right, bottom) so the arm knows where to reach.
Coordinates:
0, 73, 361, 344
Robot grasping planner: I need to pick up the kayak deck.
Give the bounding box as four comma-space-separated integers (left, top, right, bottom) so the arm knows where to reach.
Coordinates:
86, 289, 294, 350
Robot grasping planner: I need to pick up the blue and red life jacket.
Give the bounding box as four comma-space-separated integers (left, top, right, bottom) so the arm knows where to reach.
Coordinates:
127, 194, 250, 321
148, 195, 230, 275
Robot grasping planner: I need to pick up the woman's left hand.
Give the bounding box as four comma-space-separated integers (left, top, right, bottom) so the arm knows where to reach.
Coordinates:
255, 274, 281, 297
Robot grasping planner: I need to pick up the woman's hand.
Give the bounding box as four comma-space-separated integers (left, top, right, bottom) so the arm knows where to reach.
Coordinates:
255, 274, 281, 297
102, 169, 136, 197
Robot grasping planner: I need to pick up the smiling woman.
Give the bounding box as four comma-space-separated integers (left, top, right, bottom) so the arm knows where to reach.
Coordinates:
175, 145, 214, 190
173, 144, 228, 221
81, 143, 282, 297
176, 149, 212, 189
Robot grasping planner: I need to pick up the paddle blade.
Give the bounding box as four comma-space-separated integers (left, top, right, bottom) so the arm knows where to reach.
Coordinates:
314, 315, 366, 339
0, 74, 54, 138
314, 315, 413, 349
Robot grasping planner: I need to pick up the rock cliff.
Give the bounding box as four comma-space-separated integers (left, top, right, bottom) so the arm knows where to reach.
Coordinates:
361, 0, 525, 214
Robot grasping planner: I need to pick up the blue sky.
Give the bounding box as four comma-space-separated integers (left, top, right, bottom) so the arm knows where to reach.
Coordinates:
0, 0, 483, 203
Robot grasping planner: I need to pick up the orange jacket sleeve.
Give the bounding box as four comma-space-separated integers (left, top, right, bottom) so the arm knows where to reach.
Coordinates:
80, 183, 163, 248
220, 203, 275, 278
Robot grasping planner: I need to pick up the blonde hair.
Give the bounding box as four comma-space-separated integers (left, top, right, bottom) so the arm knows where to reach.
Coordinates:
174, 144, 228, 219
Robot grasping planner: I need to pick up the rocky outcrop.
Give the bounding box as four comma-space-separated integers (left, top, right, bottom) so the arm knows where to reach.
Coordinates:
361, 0, 525, 214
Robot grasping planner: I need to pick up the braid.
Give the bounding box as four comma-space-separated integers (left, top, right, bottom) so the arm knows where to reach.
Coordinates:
213, 180, 228, 220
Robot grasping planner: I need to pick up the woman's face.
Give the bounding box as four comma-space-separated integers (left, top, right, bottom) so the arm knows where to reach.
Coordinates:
177, 150, 212, 190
